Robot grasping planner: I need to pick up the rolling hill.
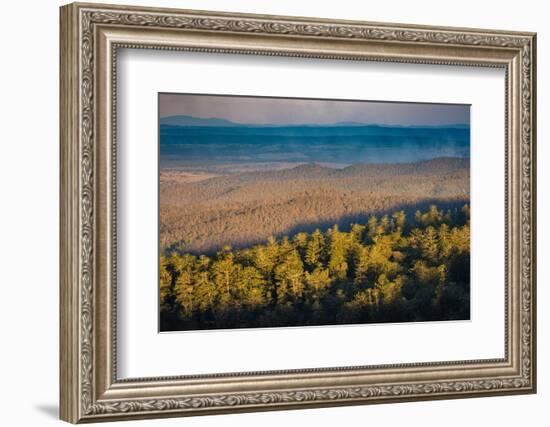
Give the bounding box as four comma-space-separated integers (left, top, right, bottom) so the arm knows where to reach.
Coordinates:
160, 157, 470, 253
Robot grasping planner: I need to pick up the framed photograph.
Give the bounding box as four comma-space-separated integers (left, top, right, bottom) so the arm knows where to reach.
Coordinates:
60, 2, 537, 423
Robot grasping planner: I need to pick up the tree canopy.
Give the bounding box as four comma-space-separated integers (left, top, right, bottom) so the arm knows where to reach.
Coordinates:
160, 204, 470, 331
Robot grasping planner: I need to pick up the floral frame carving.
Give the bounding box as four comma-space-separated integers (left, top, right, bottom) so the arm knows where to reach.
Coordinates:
60, 2, 536, 423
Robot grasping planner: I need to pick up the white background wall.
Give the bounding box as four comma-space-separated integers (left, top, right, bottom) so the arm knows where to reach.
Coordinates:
0, 0, 546, 425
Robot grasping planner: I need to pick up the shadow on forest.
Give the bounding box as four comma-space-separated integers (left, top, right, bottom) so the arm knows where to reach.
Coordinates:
160, 199, 471, 331
165, 197, 469, 256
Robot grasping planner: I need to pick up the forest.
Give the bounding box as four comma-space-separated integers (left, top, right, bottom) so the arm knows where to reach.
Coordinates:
160, 157, 469, 253
160, 203, 470, 331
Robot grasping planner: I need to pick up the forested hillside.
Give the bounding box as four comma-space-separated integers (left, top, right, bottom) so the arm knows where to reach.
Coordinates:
160, 204, 470, 331
160, 158, 469, 253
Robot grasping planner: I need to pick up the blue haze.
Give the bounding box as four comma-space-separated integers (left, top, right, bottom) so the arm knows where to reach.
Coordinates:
159, 117, 470, 166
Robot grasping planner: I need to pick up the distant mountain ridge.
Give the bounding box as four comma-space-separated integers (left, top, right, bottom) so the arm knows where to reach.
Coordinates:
160, 114, 470, 129
160, 116, 237, 127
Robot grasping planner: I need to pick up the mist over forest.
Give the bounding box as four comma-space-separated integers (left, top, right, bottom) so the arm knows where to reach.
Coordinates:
160, 119, 470, 167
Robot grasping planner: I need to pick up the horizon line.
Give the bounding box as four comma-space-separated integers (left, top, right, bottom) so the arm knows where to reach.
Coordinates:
159, 114, 470, 128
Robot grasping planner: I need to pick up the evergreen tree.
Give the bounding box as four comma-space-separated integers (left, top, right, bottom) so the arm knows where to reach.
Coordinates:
252, 236, 279, 304
367, 215, 379, 241
172, 253, 196, 316
193, 256, 216, 312
159, 254, 173, 312
420, 226, 439, 261
379, 215, 390, 235
328, 224, 349, 280
353, 245, 370, 287
211, 248, 236, 312
305, 229, 325, 269
305, 267, 331, 303
350, 223, 366, 243
293, 232, 309, 260
274, 249, 305, 304
235, 265, 266, 308
392, 210, 406, 232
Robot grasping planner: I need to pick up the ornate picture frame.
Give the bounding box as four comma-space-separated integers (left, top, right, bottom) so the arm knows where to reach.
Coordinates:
60, 2, 536, 423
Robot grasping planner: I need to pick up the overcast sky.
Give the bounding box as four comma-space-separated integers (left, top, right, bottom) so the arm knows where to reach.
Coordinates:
159, 93, 470, 126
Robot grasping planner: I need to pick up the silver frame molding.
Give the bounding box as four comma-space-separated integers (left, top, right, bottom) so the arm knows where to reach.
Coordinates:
60, 2, 537, 423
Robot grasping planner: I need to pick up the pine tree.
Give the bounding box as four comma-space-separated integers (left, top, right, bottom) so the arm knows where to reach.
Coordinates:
438, 223, 451, 260
193, 256, 215, 312
328, 224, 349, 280
350, 223, 366, 243
392, 210, 406, 232
274, 249, 304, 304
211, 249, 236, 312
235, 265, 266, 308
305, 229, 325, 269
427, 205, 442, 225
375, 274, 403, 305
253, 236, 280, 305
353, 245, 370, 287
159, 254, 173, 312
367, 215, 379, 241
305, 267, 331, 303
420, 226, 439, 261
379, 215, 390, 235
172, 253, 196, 316
293, 232, 309, 260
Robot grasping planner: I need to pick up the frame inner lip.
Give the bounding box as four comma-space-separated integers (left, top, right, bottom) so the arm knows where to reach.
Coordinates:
109, 42, 511, 383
